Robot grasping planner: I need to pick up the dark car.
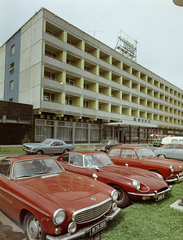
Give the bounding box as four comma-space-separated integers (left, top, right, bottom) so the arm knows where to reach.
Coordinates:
154, 143, 183, 160
108, 145, 183, 183
23, 138, 75, 155
0, 155, 120, 240
57, 150, 171, 208
94, 139, 119, 152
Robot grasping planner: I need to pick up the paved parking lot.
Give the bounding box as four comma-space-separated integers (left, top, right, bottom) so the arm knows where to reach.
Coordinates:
0, 211, 25, 240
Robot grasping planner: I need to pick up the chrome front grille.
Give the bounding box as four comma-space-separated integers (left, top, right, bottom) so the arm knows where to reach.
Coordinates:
72, 198, 112, 224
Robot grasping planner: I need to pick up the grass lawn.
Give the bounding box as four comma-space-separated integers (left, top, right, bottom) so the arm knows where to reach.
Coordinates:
81, 182, 183, 240
0, 145, 94, 155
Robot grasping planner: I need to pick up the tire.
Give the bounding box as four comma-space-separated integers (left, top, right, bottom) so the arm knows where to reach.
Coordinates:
64, 149, 69, 153
158, 154, 165, 158
112, 184, 131, 208
23, 212, 46, 240
37, 150, 43, 155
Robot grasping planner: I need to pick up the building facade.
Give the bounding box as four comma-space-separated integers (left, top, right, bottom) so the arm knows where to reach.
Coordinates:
0, 8, 183, 144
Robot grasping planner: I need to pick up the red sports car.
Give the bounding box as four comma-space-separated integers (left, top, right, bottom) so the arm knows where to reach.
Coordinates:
0, 155, 120, 240
108, 145, 183, 183
57, 150, 171, 208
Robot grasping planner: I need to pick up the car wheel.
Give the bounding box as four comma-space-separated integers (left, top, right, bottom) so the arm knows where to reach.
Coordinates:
64, 149, 69, 153
158, 154, 166, 158
23, 212, 46, 240
112, 184, 131, 208
37, 150, 43, 155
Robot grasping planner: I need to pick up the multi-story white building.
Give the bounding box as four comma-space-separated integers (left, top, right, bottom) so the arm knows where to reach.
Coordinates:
1, 8, 183, 144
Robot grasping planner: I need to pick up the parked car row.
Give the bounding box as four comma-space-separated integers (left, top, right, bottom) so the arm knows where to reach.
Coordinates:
1, 140, 183, 240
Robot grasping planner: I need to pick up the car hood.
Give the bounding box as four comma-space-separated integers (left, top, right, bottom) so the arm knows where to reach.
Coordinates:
101, 165, 167, 187
19, 171, 101, 202
23, 143, 45, 148
142, 157, 183, 169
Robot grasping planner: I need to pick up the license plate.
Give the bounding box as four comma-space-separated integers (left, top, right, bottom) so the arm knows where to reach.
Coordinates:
179, 172, 183, 177
156, 193, 165, 202
90, 220, 107, 236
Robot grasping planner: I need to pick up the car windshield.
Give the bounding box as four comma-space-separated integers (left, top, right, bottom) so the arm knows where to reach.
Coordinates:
136, 148, 156, 159
85, 153, 114, 168
42, 139, 52, 145
13, 158, 64, 178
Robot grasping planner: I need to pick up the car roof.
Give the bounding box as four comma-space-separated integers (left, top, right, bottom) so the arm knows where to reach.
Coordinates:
111, 145, 146, 149
1, 155, 51, 164
44, 138, 64, 142
64, 150, 106, 155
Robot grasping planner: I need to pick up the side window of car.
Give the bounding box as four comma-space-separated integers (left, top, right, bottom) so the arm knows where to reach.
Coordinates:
0, 160, 11, 177
121, 149, 137, 158
108, 148, 120, 157
165, 144, 171, 149
177, 144, 183, 149
61, 153, 69, 162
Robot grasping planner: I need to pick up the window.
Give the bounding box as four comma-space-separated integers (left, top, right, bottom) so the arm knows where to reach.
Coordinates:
0, 160, 11, 177
10, 62, 14, 74
65, 96, 73, 105
45, 50, 56, 58
66, 78, 74, 85
44, 91, 55, 101
9, 98, 13, 102
84, 83, 89, 90
10, 80, 14, 91
84, 100, 89, 108
108, 148, 121, 157
121, 149, 137, 158
67, 59, 75, 65
11, 45, 15, 55
44, 71, 56, 80
84, 66, 90, 72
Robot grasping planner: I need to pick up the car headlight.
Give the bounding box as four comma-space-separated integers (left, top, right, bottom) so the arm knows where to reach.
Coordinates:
170, 165, 174, 173
111, 189, 118, 201
68, 222, 77, 234
53, 209, 66, 225
133, 180, 141, 190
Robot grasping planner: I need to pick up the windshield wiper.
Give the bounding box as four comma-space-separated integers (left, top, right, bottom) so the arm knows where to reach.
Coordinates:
35, 171, 50, 175
17, 174, 32, 178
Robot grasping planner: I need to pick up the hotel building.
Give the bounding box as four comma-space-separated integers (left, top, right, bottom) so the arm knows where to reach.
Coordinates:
0, 8, 183, 144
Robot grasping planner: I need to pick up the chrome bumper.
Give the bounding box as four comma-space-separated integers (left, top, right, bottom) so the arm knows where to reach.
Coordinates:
46, 207, 121, 240
128, 185, 172, 199
166, 174, 183, 183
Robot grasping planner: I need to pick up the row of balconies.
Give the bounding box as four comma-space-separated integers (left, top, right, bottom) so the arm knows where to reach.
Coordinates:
41, 95, 183, 126
44, 20, 183, 100
43, 41, 183, 107
43, 67, 183, 114
42, 86, 183, 121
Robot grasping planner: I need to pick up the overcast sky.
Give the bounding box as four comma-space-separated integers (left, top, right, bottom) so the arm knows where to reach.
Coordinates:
1, 0, 183, 90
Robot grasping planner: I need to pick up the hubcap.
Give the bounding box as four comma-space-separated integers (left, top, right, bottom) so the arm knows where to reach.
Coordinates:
28, 217, 40, 239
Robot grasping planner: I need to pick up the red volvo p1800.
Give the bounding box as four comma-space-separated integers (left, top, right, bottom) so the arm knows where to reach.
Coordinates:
0, 155, 120, 240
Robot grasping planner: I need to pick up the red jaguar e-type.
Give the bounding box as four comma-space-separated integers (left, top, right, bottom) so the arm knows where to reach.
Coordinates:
57, 150, 171, 208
